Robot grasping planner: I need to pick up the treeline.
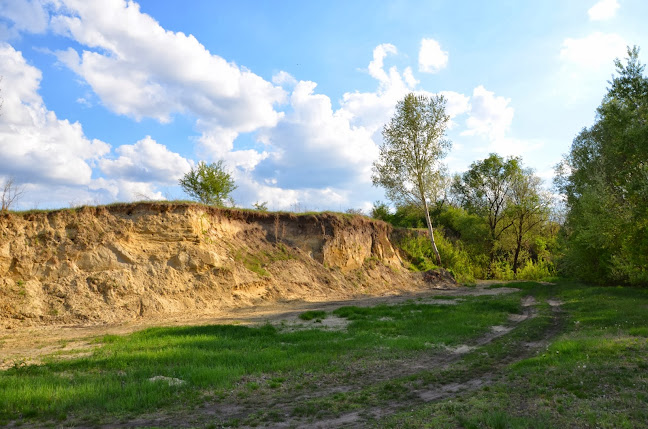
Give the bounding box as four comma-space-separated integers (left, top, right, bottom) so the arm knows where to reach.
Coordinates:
371, 153, 559, 283
373, 47, 647, 286
556, 47, 648, 286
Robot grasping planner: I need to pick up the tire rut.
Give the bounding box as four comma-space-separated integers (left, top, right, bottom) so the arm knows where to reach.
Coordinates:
115, 295, 560, 428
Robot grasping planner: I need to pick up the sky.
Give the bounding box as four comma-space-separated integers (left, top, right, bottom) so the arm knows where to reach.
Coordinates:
0, 0, 646, 212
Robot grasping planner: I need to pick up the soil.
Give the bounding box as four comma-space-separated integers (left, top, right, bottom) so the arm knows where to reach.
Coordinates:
0, 203, 455, 329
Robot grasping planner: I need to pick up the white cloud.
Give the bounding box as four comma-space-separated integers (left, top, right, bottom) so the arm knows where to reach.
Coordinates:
272, 70, 298, 88
368, 43, 398, 83
438, 90, 471, 127
560, 32, 626, 68
487, 137, 543, 158
340, 44, 415, 134
462, 85, 514, 140
89, 177, 164, 202
254, 80, 378, 189
237, 44, 424, 208
588, 0, 619, 21
233, 173, 350, 211
0, 43, 110, 186
418, 38, 448, 74
0, 0, 49, 38
48, 0, 286, 136
0, 43, 199, 208
556, 32, 627, 104
99, 136, 192, 183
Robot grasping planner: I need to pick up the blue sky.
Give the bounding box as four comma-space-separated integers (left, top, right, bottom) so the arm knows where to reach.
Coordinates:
0, 0, 646, 211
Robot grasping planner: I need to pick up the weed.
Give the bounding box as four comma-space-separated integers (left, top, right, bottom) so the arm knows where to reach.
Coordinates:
298, 310, 327, 321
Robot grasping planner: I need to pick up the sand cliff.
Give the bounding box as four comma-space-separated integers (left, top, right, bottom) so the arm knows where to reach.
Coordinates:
0, 203, 454, 327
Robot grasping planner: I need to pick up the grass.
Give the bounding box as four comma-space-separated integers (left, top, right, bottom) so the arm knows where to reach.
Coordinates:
233, 244, 295, 277
0, 294, 519, 424
381, 281, 648, 428
298, 310, 327, 321
7, 200, 368, 220
2, 281, 647, 427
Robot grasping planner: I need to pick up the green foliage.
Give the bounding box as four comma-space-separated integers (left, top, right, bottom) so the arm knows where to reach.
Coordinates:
372, 93, 451, 210
397, 233, 439, 272
370, 201, 392, 222
396, 231, 479, 283
253, 201, 268, 211
386, 199, 556, 282
556, 46, 648, 285
372, 92, 452, 264
452, 154, 523, 274
516, 259, 555, 281
391, 203, 426, 228
179, 160, 237, 207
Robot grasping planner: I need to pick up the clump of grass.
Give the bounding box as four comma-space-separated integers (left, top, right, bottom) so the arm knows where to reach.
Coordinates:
234, 245, 295, 277
298, 310, 327, 321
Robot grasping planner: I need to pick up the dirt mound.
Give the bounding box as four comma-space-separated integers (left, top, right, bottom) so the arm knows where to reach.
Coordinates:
0, 203, 456, 327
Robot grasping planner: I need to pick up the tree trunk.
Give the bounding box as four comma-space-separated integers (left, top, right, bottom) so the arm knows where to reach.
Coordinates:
422, 197, 442, 266
488, 246, 495, 279
513, 233, 523, 275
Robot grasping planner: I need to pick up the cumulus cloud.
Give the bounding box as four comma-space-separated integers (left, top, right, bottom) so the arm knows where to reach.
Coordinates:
438, 90, 470, 128
0, 43, 195, 208
99, 136, 192, 183
588, 0, 619, 21
241, 44, 424, 208
368, 43, 398, 83
0, 3, 532, 210
47, 0, 286, 136
89, 178, 165, 202
0, 43, 110, 186
418, 38, 448, 73
254, 80, 378, 189
340, 44, 416, 134
560, 32, 626, 68
233, 172, 351, 211
462, 85, 514, 140
0, 0, 49, 38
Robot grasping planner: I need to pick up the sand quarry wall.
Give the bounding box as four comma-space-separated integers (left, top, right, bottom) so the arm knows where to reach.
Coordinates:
0, 203, 454, 327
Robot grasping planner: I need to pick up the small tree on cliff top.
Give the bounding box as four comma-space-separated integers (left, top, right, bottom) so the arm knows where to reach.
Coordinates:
179, 160, 236, 206
372, 93, 451, 265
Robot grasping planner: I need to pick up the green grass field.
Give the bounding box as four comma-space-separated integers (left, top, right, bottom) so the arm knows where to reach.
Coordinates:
1, 281, 647, 427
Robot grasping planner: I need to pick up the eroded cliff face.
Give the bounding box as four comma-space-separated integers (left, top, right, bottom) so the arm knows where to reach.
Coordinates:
0, 203, 451, 326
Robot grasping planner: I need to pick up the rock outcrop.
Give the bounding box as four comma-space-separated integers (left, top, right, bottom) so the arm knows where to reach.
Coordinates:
0, 203, 455, 326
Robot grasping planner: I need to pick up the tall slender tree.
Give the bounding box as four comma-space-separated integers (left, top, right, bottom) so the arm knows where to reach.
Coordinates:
372, 93, 451, 265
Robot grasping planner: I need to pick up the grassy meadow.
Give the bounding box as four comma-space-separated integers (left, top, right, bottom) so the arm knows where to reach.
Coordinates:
1, 281, 647, 427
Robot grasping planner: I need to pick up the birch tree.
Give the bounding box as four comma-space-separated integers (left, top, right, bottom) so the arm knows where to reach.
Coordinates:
372, 93, 451, 265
